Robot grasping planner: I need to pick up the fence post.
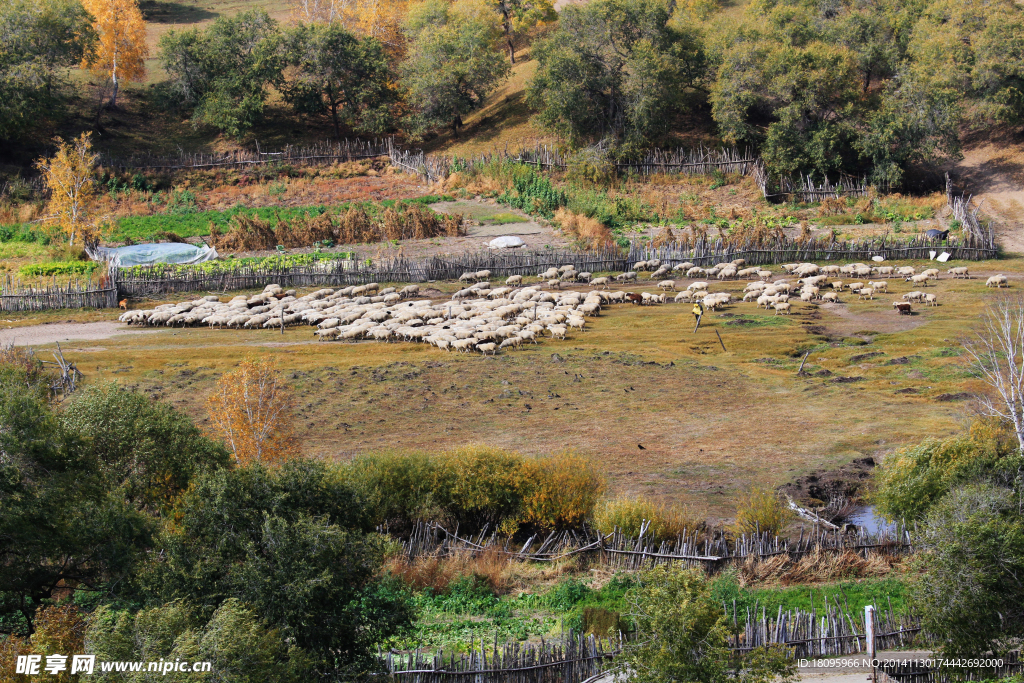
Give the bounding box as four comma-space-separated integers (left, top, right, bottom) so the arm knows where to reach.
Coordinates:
865, 604, 876, 682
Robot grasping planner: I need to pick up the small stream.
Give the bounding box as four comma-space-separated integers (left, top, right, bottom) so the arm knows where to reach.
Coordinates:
846, 506, 896, 534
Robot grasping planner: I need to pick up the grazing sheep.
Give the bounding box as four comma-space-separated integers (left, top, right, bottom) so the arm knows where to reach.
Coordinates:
857, 288, 875, 300
907, 273, 931, 286
676, 291, 695, 302
758, 270, 773, 281
903, 291, 926, 302
499, 337, 522, 350
773, 302, 792, 315
591, 276, 611, 288
673, 262, 695, 272
547, 324, 568, 339
686, 267, 707, 278
577, 272, 592, 282
821, 265, 841, 275
657, 280, 677, 291
923, 293, 938, 306
399, 285, 420, 298
505, 275, 523, 286
987, 274, 1008, 288
868, 280, 888, 293
547, 279, 561, 289
893, 302, 912, 314
896, 266, 916, 276
688, 281, 709, 292
874, 266, 894, 277
822, 292, 840, 303
947, 267, 970, 279
831, 281, 844, 291
474, 270, 491, 281
921, 268, 939, 280
616, 271, 638, 282
476, 342, 498, 355
632, 260, 649, 271
847, 282, 865, 292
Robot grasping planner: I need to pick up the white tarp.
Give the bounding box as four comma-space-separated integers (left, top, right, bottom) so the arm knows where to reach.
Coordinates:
489, 236, 525, 249
88, 242, 218, 268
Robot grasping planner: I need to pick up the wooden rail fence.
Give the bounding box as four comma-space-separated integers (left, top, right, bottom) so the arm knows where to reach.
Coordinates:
394, 520, 913, 572
0, 276, 118, 311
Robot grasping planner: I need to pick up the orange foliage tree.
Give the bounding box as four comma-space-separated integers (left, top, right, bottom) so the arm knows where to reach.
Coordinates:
519, 451, 606, 530
81, 0, 148, 108
35, 133, 98, 246
206, 355, 299, 466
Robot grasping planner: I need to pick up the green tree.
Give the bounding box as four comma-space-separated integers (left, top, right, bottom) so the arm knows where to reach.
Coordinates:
60, 383, 232, 513
87, 600, 312, 682
401, 0, 510, 137
622, 565, 796, 683
0, 381, 151, 636
158, 9, 284, 137
914, 484, 1024, 657
0, 0, 96, 140
284, 23, 396, 140
143, 462, 410, 676
528, 0, 706, 152
492, 0, 554, 63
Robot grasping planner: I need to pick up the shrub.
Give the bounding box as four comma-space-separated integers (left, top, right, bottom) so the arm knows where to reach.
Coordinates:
433, 446, 532, 530
19, 260, 99, 277
497, 165, 567, 218
731, 487, 794, 537
593, 495, 704, 542
565, 147, 615, 186
872, 419, 1019, 522
520, 452, 606, 530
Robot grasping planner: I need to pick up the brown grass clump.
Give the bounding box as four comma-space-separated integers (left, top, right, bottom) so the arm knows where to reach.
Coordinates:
385, 547, 517, 594
209, 204, 464, 251
819, 197, 848, 216
553, 208, 614, 249
739, 548, 900, 586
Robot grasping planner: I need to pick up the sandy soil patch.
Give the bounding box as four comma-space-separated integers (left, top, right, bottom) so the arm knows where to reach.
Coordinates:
0, 322, 158, 347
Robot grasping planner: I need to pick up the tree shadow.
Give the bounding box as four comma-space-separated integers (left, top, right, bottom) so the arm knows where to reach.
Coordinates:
140, 0, 218, 24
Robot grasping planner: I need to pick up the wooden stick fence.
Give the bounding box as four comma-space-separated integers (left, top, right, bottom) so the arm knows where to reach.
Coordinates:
382, 633, 622, 683
946, 172, 995, 251
878, 651, 1022, 683
0, 276, 118, 311
379, 608, 925, 682
99, 138, 393, 172
394, 520, 913, 572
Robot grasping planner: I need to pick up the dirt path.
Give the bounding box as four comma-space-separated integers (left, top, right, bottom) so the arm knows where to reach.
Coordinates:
0, 322, 157, 347
951, 137, 1024, 253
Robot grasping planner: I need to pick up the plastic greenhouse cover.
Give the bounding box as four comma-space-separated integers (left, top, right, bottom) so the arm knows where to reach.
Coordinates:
89, 242, 218, 268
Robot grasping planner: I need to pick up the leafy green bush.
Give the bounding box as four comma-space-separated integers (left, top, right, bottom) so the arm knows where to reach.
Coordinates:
18, 261, 100, 277
118, 252, 354, 278
497, 165, 567, 218
872, 419, 1019, 522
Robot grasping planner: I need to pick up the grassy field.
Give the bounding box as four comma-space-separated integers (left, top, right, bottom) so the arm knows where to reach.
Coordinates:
4, 255, 1007, 521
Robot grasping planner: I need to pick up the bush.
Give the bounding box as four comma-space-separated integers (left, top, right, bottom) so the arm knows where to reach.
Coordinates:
552, 208, 614, 249
731, 487, 794, 537
19, 260, 99, 277
519, 451, 606, 531
872, 419, 1019, 522
496, 165, 567, 218
593, 495, 704, 542
347, 448, 604, 533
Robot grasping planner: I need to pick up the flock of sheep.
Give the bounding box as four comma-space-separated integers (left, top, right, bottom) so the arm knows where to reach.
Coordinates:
118, 258, 1009, 355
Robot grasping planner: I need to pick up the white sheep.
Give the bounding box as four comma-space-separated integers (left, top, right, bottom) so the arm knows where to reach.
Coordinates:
688, 281, 709, 292
867, 280, 887, 293
657, 280, 677, 291
923, 293, 938, 306
686, 267, 706, 278
946, 267, 970, 279
822, 292, 840, 303
987, 274, 1008, 288
907, 273, 931, 286
857, 288, 875, 300
505, 275, 523, 286
591, 277, 611, 288
773, 302, 792, 315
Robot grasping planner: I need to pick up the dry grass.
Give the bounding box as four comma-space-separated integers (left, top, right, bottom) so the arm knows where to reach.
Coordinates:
731, 487, 796, 537
553, 208, 613, 249
384, 547, 578, 595
738, 549, 902, 586
209, 204, 464, 251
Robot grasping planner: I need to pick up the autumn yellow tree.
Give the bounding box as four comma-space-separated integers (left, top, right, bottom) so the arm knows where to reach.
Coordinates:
207, 355, 299, 466
81, 0, 148, 108
35, 133, 98, 246
293, 0, 408, 56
